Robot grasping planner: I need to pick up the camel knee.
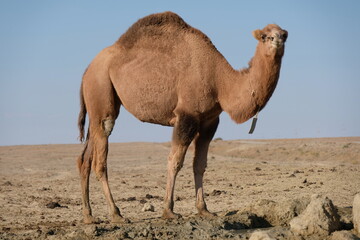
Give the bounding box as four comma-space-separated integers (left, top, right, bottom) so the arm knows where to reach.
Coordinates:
102, 119, 115, 137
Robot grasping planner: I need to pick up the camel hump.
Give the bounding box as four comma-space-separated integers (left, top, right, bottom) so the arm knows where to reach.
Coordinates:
116, 11, 215, 50
130, 11, 189, 29
116, 11, 189, 48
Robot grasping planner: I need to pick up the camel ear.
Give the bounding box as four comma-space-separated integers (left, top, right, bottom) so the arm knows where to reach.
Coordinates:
252, 29, 265, 41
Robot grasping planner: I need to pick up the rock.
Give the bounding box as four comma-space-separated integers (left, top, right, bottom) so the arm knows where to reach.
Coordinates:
127, 231, 136, 238
210, 189, 226, 196
142, 203, 155, 212
141, 228, 149, 237
289, 194, 341, 236
83, 225, 97, 236
139, 199, 147, 204
145, 194, 153, 199
242, 198, 310, 226
249, 231, 275, 240
46, 229, 55, 235
353, 194, 360, 234
46, 202, 62, 209
330, 230, 360, 240
127, 196, 136, 201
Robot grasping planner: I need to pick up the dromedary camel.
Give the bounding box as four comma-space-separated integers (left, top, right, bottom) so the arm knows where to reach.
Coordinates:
77, 11, 288, 223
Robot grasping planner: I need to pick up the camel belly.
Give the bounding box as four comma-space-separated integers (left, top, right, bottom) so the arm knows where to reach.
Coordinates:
122, 95, 177, 126
114, 74, 178, 126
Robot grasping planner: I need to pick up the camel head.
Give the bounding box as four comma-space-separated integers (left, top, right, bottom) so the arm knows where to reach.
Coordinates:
252, 24, 288, 56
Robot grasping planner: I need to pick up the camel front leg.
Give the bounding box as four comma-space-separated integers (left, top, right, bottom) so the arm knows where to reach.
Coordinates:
162, 144, 188, 219
193, 118, 219, 217
162, 113, 199, 219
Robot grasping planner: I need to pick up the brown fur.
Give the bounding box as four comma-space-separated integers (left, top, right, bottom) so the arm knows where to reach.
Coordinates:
77, 11, 288, 223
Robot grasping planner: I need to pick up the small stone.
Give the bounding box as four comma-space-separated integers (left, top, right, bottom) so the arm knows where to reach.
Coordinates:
127, 231, 136, 238
142, 228, 149, 237
210, 190, 225, 196
46, 202, 61, 209
127, 197, 136, 201
145, 194, 153, 199
142, 203, 155, 212
249, 231, 275, 240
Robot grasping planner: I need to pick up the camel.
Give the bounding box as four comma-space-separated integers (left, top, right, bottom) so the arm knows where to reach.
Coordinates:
77, 11, 288, 223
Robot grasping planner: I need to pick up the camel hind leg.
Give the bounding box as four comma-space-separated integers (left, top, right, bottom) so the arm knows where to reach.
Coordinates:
90, 118, 125, 223
77, 135, 96, 223
78, 63, 123, 223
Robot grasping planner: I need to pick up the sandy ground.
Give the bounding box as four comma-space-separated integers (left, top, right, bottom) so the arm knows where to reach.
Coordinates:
0, 137, 359, 239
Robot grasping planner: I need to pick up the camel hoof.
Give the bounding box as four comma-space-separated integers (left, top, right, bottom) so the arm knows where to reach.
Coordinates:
197, 209, 217, 218
83, 215, 98, 224
162, 209, 182, 220
111, 214, 130, 224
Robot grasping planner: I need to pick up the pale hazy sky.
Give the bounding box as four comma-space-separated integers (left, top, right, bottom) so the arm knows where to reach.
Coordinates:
1, 1, 359, 146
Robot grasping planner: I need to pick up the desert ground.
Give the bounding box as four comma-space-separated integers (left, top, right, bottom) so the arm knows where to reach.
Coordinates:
0, 137, 359, 239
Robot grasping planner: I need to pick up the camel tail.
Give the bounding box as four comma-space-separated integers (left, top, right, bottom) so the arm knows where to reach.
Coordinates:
78, 81, 87, 143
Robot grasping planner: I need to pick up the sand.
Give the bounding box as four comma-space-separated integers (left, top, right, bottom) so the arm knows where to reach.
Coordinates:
0, 137, 359, 239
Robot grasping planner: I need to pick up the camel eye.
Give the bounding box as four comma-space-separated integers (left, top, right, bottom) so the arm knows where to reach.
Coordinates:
261, 34, 266, 41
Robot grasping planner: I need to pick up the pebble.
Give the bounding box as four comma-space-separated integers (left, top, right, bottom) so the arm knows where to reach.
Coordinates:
142, 203, 155, 212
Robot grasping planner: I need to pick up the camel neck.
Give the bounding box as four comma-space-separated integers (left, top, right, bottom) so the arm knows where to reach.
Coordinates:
217, 45, 282, 124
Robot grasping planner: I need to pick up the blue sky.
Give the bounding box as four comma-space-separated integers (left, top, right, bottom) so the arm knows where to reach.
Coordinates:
0, 1, 359, 146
